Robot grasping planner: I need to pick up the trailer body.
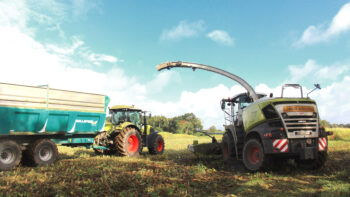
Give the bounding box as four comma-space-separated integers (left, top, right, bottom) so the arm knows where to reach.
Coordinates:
0, 82, 110, 170
0, 82, 109, 144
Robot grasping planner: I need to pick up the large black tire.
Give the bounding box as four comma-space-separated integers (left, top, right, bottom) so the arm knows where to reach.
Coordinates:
0, 140, 22, 171
222, 132, 235, 162
296, 151, 328, 170
242, 138, 269, 172
26, 139, 58, 166
93, 132, 107, 155
115, 127, 142, 157
148, 134, 165, 155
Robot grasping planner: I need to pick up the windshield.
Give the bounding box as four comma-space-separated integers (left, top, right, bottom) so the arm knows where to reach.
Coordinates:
111, 111, 128, 125
111, 110, 141, 126
129, 111, 141, 126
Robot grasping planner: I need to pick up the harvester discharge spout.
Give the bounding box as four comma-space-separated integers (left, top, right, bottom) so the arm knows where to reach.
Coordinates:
156, 61, 259, 101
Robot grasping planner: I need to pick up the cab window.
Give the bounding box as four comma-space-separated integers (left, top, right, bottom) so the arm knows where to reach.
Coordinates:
112, 111, 127, 125
129, 111, 141, 126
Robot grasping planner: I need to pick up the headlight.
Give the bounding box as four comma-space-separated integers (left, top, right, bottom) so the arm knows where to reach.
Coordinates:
281, 112, 288, 118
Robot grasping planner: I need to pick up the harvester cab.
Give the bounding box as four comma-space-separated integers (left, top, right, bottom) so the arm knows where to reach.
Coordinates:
93, 105, 164, 157
157, 61, 333, 172
221, 93, 266, 127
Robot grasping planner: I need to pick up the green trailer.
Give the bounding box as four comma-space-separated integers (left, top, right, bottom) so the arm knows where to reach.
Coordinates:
0, 82, 109, 170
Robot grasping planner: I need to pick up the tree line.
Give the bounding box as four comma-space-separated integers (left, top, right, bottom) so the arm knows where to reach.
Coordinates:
320, 120, 350, 128
147, 113, 204, 134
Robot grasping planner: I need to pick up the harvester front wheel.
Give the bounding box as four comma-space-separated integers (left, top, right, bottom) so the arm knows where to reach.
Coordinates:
243, 138, 268, 172
148, 134, 165, 155
26, 139, 58, 166
222, 132, 235, 162
115, 127, 141, 157
0, 140, 22, 171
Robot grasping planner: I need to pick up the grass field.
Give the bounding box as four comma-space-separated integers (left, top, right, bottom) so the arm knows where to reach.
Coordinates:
0, 129, 350, 196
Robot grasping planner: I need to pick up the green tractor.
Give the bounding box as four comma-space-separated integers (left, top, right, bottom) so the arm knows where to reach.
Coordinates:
157, 61, 333, 171
93, 105, 165, 157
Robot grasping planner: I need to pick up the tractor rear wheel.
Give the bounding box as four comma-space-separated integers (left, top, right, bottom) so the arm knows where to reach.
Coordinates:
115, 127, 142, 157
296, 151, 327, 170
26, 139, 58, 166
148, 134, 165, 155
242, 138, 268, 172
0, 140, 22, 171
222, 132, 235, 162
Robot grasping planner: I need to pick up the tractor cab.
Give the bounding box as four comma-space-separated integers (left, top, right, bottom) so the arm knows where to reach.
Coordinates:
109, 105, 142, 128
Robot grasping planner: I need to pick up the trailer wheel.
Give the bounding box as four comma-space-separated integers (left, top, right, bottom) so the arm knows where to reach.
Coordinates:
26, 139, 58, 166
148, 134, 165, 155
243, 138, 268, 172
0, 140, 22, 171
222, 132, 235, 162
296, 151, 327, 170
115, 127, 142, 157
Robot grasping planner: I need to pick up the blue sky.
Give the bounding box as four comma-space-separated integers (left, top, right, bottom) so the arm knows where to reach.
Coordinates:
1, 0, 350, 129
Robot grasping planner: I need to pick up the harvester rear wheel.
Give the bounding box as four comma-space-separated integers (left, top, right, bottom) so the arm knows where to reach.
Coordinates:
243, 138, 268, 172
296, 151, 327, 170
0, 140, 22, 171
115, 127, 141, 157
26, 139, 58, 166
148, 134, 165, 155
222, 132, 235, 162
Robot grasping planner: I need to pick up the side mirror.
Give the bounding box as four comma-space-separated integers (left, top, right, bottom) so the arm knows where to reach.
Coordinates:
307, 83, 321, 97
149, 113, 152, 118
221, 101, 225, 110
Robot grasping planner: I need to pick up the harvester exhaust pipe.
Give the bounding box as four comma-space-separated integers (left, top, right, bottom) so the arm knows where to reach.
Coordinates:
156, 61, 259, 101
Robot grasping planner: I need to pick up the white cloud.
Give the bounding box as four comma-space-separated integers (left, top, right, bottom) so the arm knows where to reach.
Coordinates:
0, 0, 173, 109
160, 20, 205, 41
287, 59, 349, 83
140, 84, 246, 129
207, 30, 234, 46
46, 37, 84, 55
312, 76, 350, 124
89, 54, 118, 66
145, 71, 180, 94
71, 0, 100, 19
295, 2, 350, 46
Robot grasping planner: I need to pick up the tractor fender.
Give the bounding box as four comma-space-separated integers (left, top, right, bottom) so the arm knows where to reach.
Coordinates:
113, 122, 142, 135
122, 124, 141, 133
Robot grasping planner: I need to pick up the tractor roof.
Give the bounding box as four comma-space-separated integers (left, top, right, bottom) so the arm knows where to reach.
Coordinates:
109, 105, 142, 111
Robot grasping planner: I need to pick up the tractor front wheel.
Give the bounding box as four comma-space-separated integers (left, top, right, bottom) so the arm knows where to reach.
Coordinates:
148, 134, 165, 155
115, 127, 142, 157
242, 138, 268, 172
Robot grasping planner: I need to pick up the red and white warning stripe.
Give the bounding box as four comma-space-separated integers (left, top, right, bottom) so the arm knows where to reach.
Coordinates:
318, 137, 327, 151
272, 139, 289, 152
